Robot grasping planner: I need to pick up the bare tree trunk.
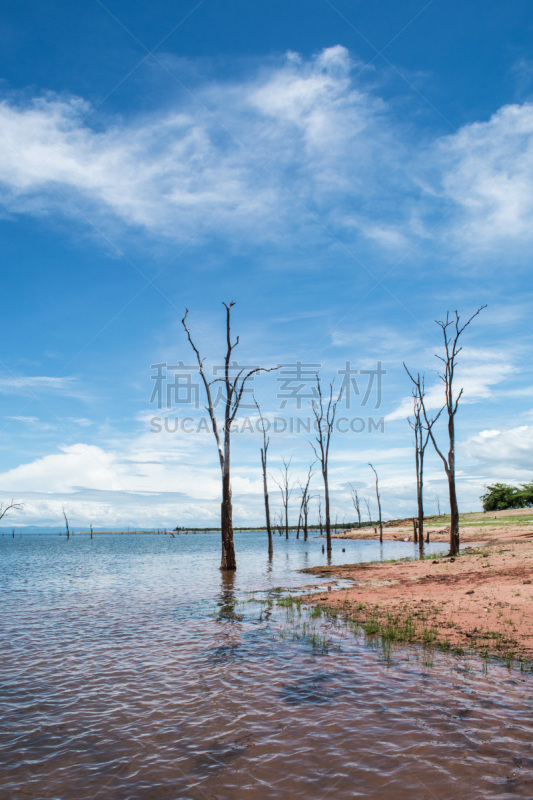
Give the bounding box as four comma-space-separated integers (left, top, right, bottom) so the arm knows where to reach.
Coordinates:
220, 468, 236, 570
364, 497, 372, 525
405, 307, 485, 559
311, 377, 338, 557
369, 464, 383, 543
182, 303, 277, 571
350, 485, 361, 528
63, 508, 70, 540
405, 374, 432, 556
322, 468, 331, 554
416, 443, 425, 555
446, 413, 460, 555
264, 473, 273, 556
297, 465, 314, 545
255, 400, 273, 558
417, 485, 424, 555
274, 457, 293, 541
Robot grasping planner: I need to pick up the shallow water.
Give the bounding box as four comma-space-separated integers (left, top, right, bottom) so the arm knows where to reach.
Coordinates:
1, 532, 532, 799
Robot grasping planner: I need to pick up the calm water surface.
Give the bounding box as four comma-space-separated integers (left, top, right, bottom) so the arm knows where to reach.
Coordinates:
1, 532, 532, 799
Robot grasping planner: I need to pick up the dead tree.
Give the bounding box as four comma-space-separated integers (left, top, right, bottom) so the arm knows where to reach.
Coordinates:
363, 497, 372, 524
302, 491, 314, 542
63, 508, 71, 540
406, 306, 486, 557
274, 457, 293, 539
311, 376, 339, 556
317, 496, 323, 536
405, 373, 435, 555
182, 302, 276, 570
349, 484, 361, 528
90, 523, 93, 540
254, 398, 273, 557
0, 500, 23, 525
368, 464, 383, 543
297, 464, 314, 542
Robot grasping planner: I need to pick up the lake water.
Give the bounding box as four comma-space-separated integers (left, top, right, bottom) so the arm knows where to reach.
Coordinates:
1, 531, 532, 799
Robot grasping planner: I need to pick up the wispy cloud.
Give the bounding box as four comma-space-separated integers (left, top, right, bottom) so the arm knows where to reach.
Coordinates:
2, 48, 533, 262
0, 375, 83, 398
0, 47, 392, 242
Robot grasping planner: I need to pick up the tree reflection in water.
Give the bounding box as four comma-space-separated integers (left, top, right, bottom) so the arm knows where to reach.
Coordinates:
216, 570, 243, 622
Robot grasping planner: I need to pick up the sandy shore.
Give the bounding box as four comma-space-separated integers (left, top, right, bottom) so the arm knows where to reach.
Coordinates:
304, 519, 533, 664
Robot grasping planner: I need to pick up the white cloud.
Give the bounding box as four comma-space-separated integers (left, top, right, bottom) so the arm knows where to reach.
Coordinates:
438, 102, 533, 252
0, 444, 122, 493
0, 47, 404, 245
463, 424, 533, 475
2, 50, 533, 260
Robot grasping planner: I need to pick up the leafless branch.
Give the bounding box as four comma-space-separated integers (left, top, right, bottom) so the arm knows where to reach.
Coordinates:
0, 500, 24, 523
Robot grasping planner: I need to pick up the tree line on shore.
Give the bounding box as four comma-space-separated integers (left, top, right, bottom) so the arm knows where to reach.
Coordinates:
481, 483, 533, 511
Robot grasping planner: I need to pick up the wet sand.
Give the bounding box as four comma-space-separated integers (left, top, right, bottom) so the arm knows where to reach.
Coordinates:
305, 521, 533, 663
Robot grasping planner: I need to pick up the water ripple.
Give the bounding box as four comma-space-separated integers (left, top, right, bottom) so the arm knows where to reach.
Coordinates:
1, 533, 532, 799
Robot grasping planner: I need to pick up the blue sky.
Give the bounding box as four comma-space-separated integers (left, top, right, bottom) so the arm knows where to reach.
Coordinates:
1, 0, 533, 529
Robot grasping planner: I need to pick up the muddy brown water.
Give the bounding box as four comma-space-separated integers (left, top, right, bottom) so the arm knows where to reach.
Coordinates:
1, 532, 532, 799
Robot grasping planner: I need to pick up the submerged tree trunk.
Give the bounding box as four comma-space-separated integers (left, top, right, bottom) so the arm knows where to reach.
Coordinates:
182, 303, 277, 570
311, 377, 337, 558
220, 469, 236, 570
274, 457, 293, 541
63, 509, 70, 540
261, 451, 273, 557
255, 399, 273, 558
264, 484, 273, 557
324, 469, 332, 555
